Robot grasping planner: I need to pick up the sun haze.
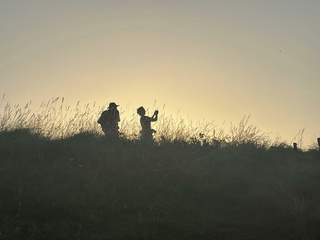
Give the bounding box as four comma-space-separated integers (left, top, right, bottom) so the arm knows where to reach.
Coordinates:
1, 1, 319, 145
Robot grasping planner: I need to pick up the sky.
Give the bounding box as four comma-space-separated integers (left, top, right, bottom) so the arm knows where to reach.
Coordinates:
1, 0, 319, 146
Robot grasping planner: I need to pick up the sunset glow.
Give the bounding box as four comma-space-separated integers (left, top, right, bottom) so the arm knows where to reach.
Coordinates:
1, 1, 319, 146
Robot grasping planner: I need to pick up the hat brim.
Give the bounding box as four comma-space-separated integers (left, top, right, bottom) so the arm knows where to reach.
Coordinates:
108, 105, 119, 109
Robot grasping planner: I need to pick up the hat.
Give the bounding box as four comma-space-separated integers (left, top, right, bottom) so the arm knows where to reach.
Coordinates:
108, 102, 119, 109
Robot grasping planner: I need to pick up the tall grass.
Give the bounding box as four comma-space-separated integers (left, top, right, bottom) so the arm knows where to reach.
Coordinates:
1, 96, 282, 148
0, 96, 104, 138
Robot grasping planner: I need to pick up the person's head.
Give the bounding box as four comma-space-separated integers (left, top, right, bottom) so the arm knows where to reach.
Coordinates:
137, 106, 146, 116
108, 102, 119, 110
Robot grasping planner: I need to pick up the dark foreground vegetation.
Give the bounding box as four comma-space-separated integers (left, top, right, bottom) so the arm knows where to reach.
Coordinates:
1, 128, 320, 240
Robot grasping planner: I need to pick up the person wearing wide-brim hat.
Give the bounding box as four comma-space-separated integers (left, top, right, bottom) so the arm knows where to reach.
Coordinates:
98, 102, 120, 139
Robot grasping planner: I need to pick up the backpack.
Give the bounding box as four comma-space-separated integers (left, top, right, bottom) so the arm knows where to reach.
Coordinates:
98, 110, 119, 126
97, 111, 108, 125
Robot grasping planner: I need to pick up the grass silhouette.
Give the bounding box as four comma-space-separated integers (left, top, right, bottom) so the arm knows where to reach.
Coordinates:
1, 98, 320, 240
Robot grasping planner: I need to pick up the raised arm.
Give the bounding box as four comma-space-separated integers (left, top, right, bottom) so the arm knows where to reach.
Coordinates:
151, 110, 158, 122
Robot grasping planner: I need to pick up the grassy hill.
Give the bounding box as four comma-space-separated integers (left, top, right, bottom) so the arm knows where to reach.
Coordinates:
1, 128, 320, 240
1, 99, 320, 239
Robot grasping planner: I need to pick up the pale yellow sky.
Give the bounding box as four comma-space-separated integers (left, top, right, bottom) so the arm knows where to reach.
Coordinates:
1, 0, 319, 146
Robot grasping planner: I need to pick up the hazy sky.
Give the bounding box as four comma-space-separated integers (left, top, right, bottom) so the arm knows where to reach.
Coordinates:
1, 0, 319, 145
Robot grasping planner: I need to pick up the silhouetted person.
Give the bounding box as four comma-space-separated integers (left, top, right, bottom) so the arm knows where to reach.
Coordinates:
137, 106, 158, 142
98, 102, 120, 139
